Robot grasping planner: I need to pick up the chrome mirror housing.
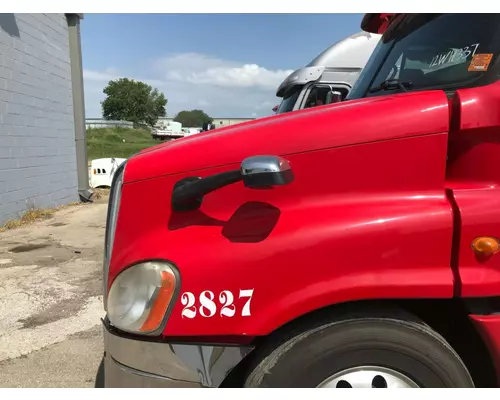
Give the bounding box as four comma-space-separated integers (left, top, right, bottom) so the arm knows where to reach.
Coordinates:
241, 155, 294, 188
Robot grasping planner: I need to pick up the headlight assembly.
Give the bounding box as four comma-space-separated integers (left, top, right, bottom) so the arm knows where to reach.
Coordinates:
107, 261, 177, 334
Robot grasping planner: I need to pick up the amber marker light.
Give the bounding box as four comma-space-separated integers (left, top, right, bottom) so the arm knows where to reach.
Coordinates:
471, 237, 500, 256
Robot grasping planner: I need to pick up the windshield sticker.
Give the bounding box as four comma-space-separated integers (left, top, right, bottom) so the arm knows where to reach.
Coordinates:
428, 43, 480, 69
468, 53, 493, 72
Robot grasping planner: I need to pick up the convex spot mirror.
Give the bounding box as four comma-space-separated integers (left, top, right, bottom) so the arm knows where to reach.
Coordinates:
326, 90, 343, 105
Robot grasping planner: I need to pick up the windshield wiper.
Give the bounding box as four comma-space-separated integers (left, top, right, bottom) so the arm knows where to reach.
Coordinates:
369, 79, 413, 94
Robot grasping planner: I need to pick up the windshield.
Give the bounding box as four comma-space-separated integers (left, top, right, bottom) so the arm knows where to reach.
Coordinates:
347, 14, 500, 100
277, 86, 302, 114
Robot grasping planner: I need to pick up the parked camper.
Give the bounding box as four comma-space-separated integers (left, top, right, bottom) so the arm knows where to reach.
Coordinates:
89, 158, 126, 188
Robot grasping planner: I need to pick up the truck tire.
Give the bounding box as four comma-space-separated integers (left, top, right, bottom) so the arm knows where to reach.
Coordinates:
244, 310, 474, 388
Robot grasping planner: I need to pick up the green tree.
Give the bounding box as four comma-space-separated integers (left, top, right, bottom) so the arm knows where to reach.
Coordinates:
174, 109, 212, 127
101, 78, 167, 128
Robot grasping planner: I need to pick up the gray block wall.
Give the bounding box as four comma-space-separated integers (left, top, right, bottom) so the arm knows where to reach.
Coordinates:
0, 13, 78, 225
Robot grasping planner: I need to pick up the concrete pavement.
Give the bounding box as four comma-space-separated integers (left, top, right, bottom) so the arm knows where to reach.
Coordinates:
0, 196, 108, 387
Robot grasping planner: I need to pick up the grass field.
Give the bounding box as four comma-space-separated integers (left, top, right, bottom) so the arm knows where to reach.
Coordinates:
86, 127, 160, 161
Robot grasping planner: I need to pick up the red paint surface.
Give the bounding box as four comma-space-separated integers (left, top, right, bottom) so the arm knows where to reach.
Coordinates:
125, 91, 449, 184
469, 314, 500, 384
109, 90, 457, 336
446, 82, 500, 297
361, 13, 397, 34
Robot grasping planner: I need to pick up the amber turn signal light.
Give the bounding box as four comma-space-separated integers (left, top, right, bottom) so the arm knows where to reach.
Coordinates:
139, 270, 176, 332
471, 237, 500, 256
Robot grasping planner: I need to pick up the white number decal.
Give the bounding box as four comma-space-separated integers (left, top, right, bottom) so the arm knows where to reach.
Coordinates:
429, 43, 481, 68
181, 292, 196, 319
180, 289, 254, 319
239, 289, 254, 316
199, 290, 217, 317
460, 43, 480, 61
470, 43, 480, 58
219, 290, 236, 317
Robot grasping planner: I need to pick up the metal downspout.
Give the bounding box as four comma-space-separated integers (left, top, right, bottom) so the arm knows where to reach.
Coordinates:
66, 13, 93, 202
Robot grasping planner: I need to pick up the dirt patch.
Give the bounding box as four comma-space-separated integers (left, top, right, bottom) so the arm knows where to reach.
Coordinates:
68, 325, 102, 340
9, 243, 51, 253
92, 188, 110, 200
72, 269, 103, 299
17, 297, 83, 329
50, 222, 67, 227
17, 267, 103, 330
86, 223, 105, 229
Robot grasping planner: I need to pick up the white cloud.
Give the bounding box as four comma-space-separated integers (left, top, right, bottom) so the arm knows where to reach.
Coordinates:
83, 70, 113, 82
156, 53, 292, 90
83, 52, 293, 119
176, 63, 291, 89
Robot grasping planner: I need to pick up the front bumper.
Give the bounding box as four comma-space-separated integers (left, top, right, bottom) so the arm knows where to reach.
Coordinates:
103, 319, 254, 388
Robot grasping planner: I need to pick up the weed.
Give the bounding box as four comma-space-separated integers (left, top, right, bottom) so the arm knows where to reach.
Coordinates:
0, 203, 83, 233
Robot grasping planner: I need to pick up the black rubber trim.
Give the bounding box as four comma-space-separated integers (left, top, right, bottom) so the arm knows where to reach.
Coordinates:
463, 297, 500, 315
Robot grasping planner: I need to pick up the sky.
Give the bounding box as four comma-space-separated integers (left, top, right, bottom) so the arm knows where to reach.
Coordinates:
81, 13, 364, 119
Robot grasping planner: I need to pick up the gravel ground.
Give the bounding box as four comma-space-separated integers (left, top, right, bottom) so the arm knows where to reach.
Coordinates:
0, 196, 109, 387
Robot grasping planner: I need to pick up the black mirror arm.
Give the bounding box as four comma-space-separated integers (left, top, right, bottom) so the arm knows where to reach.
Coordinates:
172, 170, 242, 211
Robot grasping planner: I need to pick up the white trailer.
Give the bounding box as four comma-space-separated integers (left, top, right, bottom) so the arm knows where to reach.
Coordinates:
182, 128, 201, 137
152, 120, 184, 140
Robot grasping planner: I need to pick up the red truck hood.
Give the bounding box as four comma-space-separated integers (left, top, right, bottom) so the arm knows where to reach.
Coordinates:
124, 90, 449, 183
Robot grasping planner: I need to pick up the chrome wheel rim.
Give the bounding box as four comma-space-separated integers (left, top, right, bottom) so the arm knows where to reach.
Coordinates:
317, 366, 420, 388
